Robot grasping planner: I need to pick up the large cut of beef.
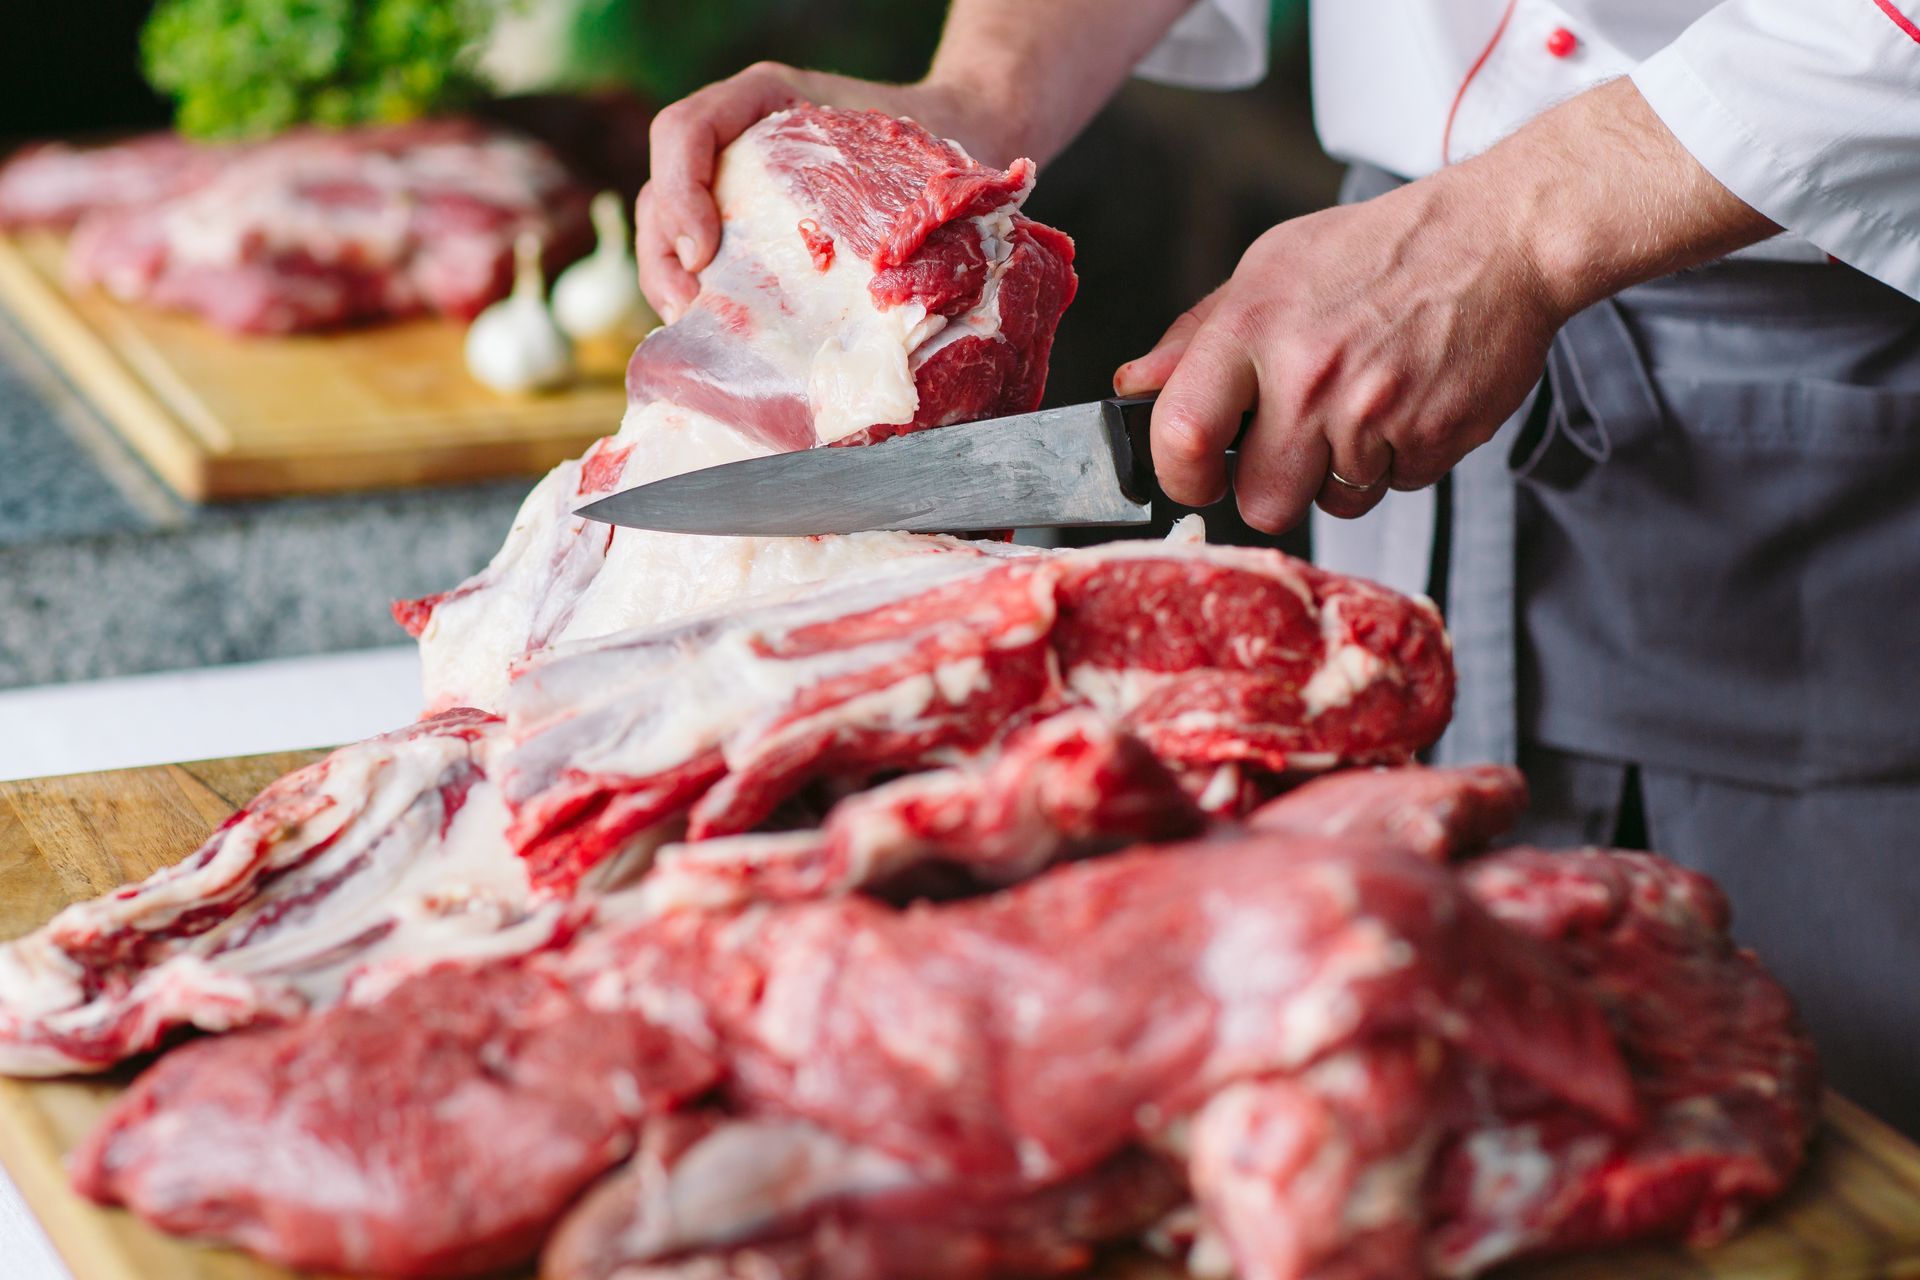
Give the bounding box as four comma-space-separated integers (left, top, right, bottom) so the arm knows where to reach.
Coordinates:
70, 822, 1630, 1278
495, 537, 1453, 893
0, 119, 593, 333
399, 105, 1077, 714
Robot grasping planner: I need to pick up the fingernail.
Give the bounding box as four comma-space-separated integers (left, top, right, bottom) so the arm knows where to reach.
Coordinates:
675, 236, 698, 271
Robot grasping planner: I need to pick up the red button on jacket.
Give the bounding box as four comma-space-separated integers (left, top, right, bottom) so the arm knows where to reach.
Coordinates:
1546, 27, 1579, 57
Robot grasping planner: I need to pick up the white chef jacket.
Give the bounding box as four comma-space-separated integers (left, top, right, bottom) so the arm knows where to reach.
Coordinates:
1137, 0, 1920, 768
1139, 0, 1920, 300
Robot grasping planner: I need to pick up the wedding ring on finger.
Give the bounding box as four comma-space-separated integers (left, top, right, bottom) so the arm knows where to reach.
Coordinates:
1326, 466, 1385, 493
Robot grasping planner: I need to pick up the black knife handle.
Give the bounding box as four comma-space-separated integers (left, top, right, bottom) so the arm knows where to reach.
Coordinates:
1107, 393, 1254, 507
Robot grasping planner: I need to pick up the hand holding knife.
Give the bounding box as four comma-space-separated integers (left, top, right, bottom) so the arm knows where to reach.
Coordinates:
574, 395, 1264, 537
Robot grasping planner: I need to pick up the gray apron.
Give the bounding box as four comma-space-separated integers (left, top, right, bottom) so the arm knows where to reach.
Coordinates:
1314, 165, 1920, 1135
1516, 262, 1920, 787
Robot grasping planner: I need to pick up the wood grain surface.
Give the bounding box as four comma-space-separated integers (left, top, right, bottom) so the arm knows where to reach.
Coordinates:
3, 756, 1919, 1280
0, 230, 628, 501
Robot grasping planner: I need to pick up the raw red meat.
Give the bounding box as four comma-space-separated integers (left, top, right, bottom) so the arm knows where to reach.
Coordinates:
400, 109, 1078, 717
1248, 765, 1528, 862
74, 832, 1635, 1278
495, 541, 1454, 894
0, 710, 563, 1077
622, 106, 1075, 453
54, 750, 1819, 1280
1186, 1043, 1448, 1280
0, 120, 592, 333
639, 709, 1204, 913
0, 535, 1445, 1079
750, 108, 1036, 272
0, 134, 231, 228
71, 962, 719, 1277
1427, 847, 1820, 1273
545, 1118, 1184, 1280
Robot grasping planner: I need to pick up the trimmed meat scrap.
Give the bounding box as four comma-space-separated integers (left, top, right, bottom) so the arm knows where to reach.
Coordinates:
639, 709, 1206, 913
1249, 765, 1528, 862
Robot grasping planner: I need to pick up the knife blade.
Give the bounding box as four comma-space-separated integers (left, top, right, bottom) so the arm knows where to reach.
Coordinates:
575, 395, 1241, 536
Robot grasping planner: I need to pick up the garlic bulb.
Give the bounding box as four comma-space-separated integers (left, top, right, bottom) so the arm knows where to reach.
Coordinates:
466, 232, 574, 394
552, 191, 654, 342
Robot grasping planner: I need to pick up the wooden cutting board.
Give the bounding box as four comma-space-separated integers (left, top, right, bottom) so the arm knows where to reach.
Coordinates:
3, 755, 1920, 1280
0, 229, 629, 501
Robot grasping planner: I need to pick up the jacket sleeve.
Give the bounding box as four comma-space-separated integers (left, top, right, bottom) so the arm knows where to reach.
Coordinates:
1630, 0, 1920, 298
1134, 0, 1273, 90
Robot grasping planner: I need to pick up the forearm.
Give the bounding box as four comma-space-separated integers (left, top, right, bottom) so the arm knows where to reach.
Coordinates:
921, 0, 1195, 167
1456, 77, 1780, 322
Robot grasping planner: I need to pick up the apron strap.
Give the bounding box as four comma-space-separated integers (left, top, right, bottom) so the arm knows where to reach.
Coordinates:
1512, 299, 1666, 489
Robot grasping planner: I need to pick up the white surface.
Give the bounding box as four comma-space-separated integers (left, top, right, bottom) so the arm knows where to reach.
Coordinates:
0, 646, 423, 782
0, 646, 426, 1277
0, 1169, 64, 1280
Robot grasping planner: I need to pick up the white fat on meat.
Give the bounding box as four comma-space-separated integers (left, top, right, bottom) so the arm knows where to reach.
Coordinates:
410, 109, 1052, 716
498, 550, 1036, 794
706, 130, 935, 443
0, 716, 561, 1075
411, 400, 977, 714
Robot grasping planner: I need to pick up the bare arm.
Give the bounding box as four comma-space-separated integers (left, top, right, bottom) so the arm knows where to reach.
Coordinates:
1116, 77, 1779, 530
920, 0, 1195, 168
636, 0, 1191, 319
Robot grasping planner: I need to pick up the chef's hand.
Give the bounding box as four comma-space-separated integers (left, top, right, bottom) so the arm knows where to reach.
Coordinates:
1114, 77, 1779, 532
635, 64, 1006, 321
1115, 183, 1560, 529
636, 0, 1200, 321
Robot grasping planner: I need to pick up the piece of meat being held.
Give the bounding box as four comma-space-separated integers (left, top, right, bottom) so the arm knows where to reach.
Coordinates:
0, 105, 1819, 1280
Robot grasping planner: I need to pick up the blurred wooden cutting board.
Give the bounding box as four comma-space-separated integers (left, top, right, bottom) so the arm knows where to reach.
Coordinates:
3, 754, 1920, 1280
0, 229, 627, 501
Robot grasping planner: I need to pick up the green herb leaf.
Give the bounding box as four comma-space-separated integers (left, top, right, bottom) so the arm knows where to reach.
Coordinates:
142, 0, 510, 139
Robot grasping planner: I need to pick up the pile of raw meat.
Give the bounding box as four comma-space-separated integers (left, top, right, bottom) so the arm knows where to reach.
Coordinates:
0, 107, 1817, 1280
0, 119, 594, 332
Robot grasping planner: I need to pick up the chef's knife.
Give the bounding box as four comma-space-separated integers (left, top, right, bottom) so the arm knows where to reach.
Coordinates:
574, 395, 1248, 536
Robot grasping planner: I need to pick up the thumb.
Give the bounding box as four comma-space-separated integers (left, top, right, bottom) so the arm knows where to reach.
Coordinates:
1113, 286, 1225, 396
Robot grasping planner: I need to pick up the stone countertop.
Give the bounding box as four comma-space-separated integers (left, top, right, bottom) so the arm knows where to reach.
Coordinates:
0, 309, 539, 692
